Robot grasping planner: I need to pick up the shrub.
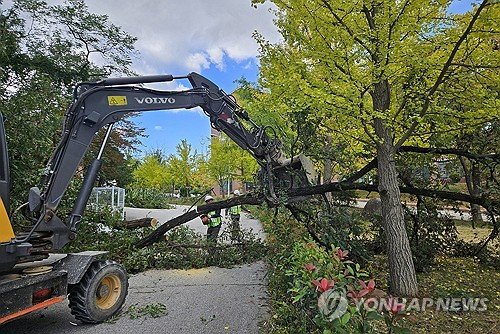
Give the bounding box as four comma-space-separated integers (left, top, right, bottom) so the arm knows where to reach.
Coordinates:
256, 207, 407, 334
369, 199, 458, 272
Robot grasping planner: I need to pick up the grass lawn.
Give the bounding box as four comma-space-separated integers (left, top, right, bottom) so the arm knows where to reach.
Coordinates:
402, 256, 499, 333
366, 222, 498, 334
454, 220, 498, 255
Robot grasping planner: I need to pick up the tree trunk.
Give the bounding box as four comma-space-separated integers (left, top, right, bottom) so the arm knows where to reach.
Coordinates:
323, 155, 333, 203
471, 162, 483, 224
372, 80, 418, 296
376, 139, 418, 296
460, 156, 483, 227
120, 217, 158, 229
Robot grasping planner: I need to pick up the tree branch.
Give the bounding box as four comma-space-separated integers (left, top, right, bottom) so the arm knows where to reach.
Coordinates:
136, 180, 498, 248
320, 0, 375, 59
135, 195, 264, 248
399, 146, 499, 161
394, 0, 490, 149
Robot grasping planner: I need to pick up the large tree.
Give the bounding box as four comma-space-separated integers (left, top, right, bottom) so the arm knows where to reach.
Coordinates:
253, 0, 498, 296
0, 0, 140, 209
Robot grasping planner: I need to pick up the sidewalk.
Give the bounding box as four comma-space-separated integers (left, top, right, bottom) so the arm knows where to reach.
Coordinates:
1, 208, 269, 334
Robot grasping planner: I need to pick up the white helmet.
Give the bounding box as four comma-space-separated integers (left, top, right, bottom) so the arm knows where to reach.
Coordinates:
233, 190, 241, 196
205, 195, 214, 202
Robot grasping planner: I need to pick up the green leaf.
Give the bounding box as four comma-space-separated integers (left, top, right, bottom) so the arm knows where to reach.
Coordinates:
347, 265, 355, 276
365, 311, 383, 321
340, 312, 351, 326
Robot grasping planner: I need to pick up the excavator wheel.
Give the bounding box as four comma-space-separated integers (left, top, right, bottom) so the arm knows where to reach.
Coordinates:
68, 260, 128, 323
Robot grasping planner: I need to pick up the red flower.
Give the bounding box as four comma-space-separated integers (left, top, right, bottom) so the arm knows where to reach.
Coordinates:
359, 279, 375, 294
304, 263, 316, 271
335, 248, 349, 261
386, 296, 405, 314
312, 278, 335, 293
347, 280, 376, 300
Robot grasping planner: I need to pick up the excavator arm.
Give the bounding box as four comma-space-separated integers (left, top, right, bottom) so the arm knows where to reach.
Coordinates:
1, 72, 315, 272
43, 73, 284, 212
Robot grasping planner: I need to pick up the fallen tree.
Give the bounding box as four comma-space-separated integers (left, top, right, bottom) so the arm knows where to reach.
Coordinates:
135, 179, 499, 248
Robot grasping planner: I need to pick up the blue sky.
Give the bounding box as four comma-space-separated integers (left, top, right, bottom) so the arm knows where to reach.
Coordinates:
134, 58, 261, 157
82, 0, 476, 157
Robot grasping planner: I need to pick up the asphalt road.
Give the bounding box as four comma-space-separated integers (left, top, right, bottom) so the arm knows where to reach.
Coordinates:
1, 207, 269, 334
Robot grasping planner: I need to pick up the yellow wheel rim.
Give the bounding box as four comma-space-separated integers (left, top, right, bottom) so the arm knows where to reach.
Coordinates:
95, 274, 122, 310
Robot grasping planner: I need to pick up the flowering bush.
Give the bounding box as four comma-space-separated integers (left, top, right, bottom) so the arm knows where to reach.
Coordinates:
283, 240, 409, 333
256, 207, 409, 333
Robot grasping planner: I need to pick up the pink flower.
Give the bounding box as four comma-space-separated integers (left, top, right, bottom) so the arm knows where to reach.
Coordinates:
386, 296, 405, 314
312, 278, 335, 293
304, 263, 316, 271
335, 248, 349, 261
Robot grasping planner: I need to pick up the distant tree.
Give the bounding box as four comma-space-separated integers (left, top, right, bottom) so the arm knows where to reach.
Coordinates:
132, 154, 171, 189
191, 154, 214, 194
166, 139, 197, 196
207, 134, 237, 196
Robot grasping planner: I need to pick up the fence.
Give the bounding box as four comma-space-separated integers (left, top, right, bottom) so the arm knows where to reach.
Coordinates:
88, 186, 126, 219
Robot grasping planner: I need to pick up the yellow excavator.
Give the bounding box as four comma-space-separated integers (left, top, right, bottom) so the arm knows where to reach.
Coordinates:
0, 73, 315, 324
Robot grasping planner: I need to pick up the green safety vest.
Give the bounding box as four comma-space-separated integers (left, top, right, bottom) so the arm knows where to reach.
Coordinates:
229, 205, 241, 215
208, 210, 222, 227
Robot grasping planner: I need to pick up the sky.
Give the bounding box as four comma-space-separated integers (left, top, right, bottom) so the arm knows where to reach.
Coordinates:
79, 0, 476, 157
7, 0, 476, 157
80, 0, 282, 157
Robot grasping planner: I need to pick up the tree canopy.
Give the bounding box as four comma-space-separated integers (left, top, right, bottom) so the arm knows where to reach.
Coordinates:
0, 0, 141, 208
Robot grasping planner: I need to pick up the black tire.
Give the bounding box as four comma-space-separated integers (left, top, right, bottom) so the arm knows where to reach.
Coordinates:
68, 260, 128, 323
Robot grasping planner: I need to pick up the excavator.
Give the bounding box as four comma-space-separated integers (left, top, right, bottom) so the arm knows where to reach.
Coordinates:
0, 72, 315, 325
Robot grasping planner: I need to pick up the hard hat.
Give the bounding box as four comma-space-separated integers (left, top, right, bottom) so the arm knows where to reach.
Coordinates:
205, 195, 214, 202
233, 190, 240, 196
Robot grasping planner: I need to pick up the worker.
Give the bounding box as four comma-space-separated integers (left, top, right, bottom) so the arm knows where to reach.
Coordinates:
200, 195, 222, 241
228, 190, 242, 242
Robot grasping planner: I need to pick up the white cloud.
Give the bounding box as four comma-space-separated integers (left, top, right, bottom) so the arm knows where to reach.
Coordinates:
83, 0, 281, 74
207, 47, 225, 70
154, 125, 163, 131
185, 52, 211, 73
